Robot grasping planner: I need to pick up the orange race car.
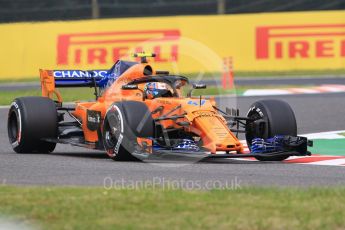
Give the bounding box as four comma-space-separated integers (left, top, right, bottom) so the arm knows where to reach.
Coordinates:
7, 53, 312, 161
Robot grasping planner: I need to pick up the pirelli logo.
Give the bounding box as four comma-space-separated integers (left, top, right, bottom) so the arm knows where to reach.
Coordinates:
57, 30, 180, 65
256, 24, 345, 59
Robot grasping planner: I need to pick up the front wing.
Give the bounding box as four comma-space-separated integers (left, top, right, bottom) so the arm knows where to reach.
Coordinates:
132, 136, 312, 161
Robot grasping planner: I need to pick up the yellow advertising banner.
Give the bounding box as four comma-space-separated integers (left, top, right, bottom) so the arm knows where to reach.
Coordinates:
0, 10, 345, 78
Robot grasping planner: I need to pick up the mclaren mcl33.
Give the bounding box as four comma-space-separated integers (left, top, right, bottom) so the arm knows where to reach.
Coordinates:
7, 53, 312, 161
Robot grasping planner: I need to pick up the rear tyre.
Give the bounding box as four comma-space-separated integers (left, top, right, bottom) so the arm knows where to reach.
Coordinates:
245, 99, 297, 161
102, 101, 154, 161
7, 97, 57, 153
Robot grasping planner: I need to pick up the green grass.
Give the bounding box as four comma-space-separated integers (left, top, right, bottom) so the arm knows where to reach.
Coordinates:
0, 87, 239, 105
0, 77, 38, 83
191, 86, 243, 96
2, 69, 345, 83
233, 69, 345, 77
0, 186, 345, 230
0, 85, 307, 105
311, 139, 345, 156
0, 88, 96, 105
191, 84, 302, 96
176, 69, 345, 79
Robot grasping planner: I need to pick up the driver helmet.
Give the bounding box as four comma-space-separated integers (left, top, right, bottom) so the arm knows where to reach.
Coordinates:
144, 82, 173, 99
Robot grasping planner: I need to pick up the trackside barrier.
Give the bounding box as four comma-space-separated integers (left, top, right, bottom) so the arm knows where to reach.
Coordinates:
1, 10, 345, 79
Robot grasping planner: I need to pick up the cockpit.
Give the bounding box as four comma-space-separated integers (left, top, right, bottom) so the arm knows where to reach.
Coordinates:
125, 75, 191, 99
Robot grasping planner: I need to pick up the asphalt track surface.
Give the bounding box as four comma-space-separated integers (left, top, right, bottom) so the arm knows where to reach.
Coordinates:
0, 93, 345, 187
1, 76, 345, 91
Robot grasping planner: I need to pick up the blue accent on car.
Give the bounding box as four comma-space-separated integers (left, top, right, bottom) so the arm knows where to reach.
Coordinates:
152, 139, 199, 152
98, 60, 137, 89
54, 60, 138, 88
250, 135, 285, 153
172, 139, 199, 151
187, 100, 206, 106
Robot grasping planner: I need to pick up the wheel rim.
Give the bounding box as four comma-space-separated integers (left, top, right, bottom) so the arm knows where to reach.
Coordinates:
104, 113, 121, 150
8, 111, 19, 144
245, 110, 267, 146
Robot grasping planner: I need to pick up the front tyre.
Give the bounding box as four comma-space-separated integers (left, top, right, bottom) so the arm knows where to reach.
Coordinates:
102, 101, 154, 161
7, 97, 57, 153
245, 99, 297, 161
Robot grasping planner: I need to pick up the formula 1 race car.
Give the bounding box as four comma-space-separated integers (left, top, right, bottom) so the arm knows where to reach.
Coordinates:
7, 53, 312, 161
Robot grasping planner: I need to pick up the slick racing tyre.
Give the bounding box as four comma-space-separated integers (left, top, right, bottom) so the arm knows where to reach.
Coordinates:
102, 101, 154, 161
245, 99, 297, 161
7, 97, 58, 153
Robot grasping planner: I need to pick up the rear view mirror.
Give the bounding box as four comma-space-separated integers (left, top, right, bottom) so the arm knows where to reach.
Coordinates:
193, 83, 206, 89
122, 84, 138, 90
187, 83, 207, 97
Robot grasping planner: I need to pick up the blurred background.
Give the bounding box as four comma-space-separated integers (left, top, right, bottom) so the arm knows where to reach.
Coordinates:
0, 0, 345, 104
1, 0, 345, 22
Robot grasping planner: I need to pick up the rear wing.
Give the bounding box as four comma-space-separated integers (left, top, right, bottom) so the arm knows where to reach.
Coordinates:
39, 69, 107, 102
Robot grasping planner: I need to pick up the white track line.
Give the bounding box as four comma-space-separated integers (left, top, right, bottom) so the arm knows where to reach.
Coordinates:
243, 84, 345, 96
305, 158, 345, 166
301, 130, 345, 139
